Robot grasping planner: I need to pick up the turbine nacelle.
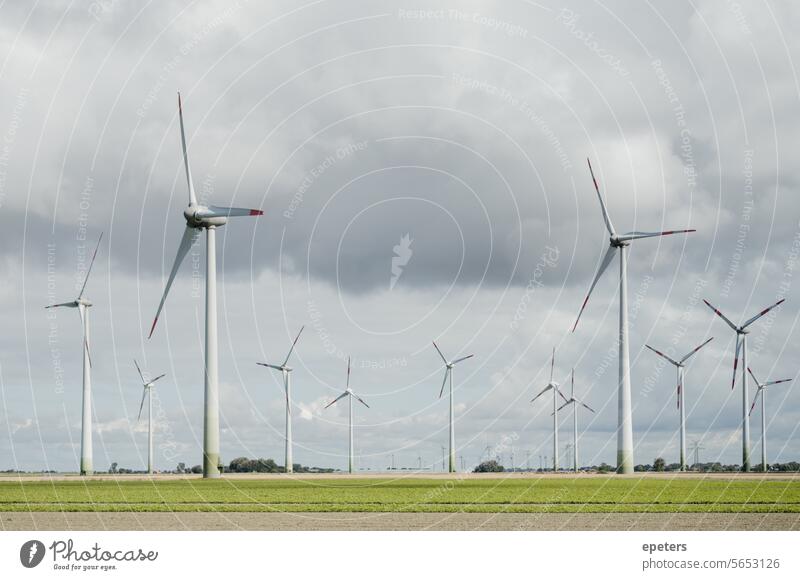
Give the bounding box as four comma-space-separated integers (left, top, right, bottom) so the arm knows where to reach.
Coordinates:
184, 204, 227, 228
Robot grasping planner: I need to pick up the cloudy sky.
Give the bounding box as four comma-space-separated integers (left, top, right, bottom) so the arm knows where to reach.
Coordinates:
1, 0, 798, 473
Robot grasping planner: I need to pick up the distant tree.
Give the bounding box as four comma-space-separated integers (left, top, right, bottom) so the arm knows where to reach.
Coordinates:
176, 462, 186, 474
473, 460, 504, 473
597, 462, 612, 473
190, 465, 202, 474
654, 457, 666, 472
109, 462, 118, 474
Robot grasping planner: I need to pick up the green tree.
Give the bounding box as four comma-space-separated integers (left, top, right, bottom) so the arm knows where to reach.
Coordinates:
654, 457, 666, 472
473, 460, 504, 473
109, 462, 118, 474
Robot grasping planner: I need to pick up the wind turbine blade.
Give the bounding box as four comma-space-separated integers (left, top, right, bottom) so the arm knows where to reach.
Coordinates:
346, 356, 351, 389
196, 205, 264, 218
556, 386, 569, 404
586, 158, 615, 235
731, 334, 742, 390
747, 367, 760, 388
324, 391, 349, 409
644, 344, 680, 367
432, 341, 448, 365
282, 326, 305, 367
133, 359, 146, 384
45, 301, 78, 309
530, 385, 550, 404
438, 368, 450, 399
572, 245, 617, 332
748, 391, 759, 417
256, 362, 284, 371
617, 229, 695, 242
579, 401, 596, 413
677, 375, 681, 410
679, 337, 714, 364
352, 393, 370, 408
702, 299, 739, 332
741, 299, 785, 329
571, 369, 575, 399
177, 92, 197, 206
150, 373, 166, 383
555, 400, 572, 413
137, 388, 147, 422
765, 378, 792, 386
549, 347, 555, 382
148, 225, 200, 338
77, 232, 103, 300
452, 354, 474, 365
78, 306, 92, 369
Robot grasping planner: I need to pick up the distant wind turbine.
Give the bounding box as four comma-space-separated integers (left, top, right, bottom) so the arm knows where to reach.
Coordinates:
133, 359, 166, 474
644, 337, 713, 471
747, 366, 793, 473
325, 357, 369, 474
531, 348, 569, 472
573, 159, 695, 473
45, 233, 103, 475
257, 326, 304, 473
555, 369, 595, 472
432, 341, 474, 473
703, 298, 785, 471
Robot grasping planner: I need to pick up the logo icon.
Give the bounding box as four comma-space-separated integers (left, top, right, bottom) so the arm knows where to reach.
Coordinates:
390, 234, 413, 290
20, 540, 45, 568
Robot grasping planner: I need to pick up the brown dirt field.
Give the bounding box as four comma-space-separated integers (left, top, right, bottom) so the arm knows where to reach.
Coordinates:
2, 511, 799, 531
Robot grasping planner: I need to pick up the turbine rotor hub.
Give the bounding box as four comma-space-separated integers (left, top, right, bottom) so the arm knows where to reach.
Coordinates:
184, 205, 227, 228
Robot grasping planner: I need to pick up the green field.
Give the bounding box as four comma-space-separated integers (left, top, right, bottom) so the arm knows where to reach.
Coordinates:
1, 477, 799, 513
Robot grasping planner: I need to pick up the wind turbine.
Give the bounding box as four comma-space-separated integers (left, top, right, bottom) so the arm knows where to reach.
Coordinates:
531, 348, 569, 472
325, 357, 369, 474
256, 326, 304, 474
45, 233, 103, 475
148, 93, 264, 478
747, 366, 792, 473
703, 298, 785, 471
432, 341, 474, 473
644, 337, 713, 471
133, 359, 166, 474
572, 159, 695, 473
555, 369, 595, 473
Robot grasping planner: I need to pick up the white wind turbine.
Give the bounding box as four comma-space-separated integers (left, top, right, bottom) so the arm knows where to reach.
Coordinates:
133, 359, 166, 474
703, 298, 785, 472
555, 369, 595, 473
256, 326, 304, 474
531, 348, 569, 472
432, 341, 474, 473
325, 357, 369, 474
747, 366, 792, 473
644, 337, 713, 471
45, 233, 103, 475
148, 93, 264, 478
572, 159, 695, 473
